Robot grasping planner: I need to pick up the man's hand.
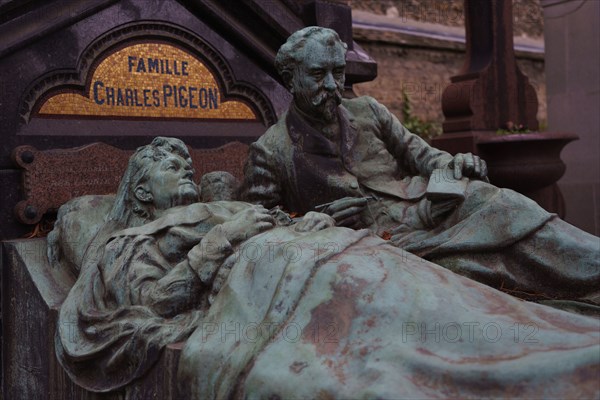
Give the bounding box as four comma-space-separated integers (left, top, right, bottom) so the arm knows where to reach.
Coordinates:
222, 205, 275, 244
294, 211, 335, 232
447, 153, 488, 180
318, 197, 368, 228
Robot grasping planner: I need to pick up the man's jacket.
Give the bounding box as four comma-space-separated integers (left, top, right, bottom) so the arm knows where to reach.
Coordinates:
241, 96, 453, 213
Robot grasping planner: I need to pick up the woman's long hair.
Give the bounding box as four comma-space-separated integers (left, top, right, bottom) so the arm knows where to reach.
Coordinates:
108, 136, 193, 227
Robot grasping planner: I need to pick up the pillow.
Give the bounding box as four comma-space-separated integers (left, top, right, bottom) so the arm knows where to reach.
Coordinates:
47, 195, 115, 278
199, 171, 239, 202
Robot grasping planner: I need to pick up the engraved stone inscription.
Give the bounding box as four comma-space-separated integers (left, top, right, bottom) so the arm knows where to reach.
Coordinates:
12, 141, 248, 224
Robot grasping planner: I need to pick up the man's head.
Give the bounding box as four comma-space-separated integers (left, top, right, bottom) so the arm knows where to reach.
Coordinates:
275, 27, 347, 123
110, 137, 199, 225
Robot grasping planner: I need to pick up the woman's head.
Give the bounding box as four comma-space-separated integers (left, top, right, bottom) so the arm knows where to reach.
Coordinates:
109, 137, 199, 225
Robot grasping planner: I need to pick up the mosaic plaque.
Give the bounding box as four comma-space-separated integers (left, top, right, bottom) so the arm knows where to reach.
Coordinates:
35, 43, 258, 121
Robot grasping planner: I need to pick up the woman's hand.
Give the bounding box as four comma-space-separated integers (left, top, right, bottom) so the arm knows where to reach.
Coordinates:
188, 206, 274, 286
221, 205, 276, 244
294, 211, 335, 232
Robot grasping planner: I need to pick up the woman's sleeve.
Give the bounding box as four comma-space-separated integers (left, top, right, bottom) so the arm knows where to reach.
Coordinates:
105, 224, 236, 318
102, 235, 202, 318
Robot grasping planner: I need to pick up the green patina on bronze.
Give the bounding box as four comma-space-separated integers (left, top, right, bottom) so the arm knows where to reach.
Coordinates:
52, 137, 335, 392
51, 27, 599, 399
240, 26, 599, 305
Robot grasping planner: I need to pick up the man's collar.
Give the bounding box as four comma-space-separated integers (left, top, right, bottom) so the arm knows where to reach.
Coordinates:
290, 102, 329, 129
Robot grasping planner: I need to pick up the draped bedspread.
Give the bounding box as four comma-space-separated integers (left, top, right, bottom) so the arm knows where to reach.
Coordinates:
179, 227, 599, 399
55, 202, 599, 398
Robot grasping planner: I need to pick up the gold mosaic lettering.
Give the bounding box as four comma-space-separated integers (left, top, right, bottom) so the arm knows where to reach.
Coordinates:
38, 43, 257, 120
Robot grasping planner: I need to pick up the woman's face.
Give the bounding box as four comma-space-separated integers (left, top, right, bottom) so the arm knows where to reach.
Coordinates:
144, 154, 199, 210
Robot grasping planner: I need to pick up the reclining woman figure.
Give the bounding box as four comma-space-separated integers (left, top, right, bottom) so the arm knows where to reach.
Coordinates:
56, 137, 599, 399
55, 136, 333, 391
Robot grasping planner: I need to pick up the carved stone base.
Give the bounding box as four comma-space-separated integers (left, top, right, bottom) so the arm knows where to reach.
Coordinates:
1, 238, 182, 399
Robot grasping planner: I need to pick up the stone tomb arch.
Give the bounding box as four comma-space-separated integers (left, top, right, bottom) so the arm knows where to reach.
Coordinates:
20, 21, 276, 129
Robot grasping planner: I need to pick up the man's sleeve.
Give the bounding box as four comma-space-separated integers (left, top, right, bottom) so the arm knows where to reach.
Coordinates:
239, 139, 282, 208
369, 98, 453, 176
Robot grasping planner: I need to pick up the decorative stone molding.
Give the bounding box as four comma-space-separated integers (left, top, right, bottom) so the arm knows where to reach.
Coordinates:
19, 21, 276, 126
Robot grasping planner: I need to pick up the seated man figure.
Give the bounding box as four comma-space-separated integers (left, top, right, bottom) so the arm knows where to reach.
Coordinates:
240, 26, 599, 305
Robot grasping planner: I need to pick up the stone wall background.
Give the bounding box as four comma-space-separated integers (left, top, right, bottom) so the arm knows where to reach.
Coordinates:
349, 0, 546, 137
349, 0, 544, 37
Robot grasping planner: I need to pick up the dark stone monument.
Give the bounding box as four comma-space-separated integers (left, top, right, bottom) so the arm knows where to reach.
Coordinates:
0, 0, 377, 239
2, 2, 596, 398
0, 1, 376, 398
432, 0, 576, 217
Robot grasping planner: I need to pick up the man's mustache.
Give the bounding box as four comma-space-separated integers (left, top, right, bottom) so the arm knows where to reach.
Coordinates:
311, 89, 342, 107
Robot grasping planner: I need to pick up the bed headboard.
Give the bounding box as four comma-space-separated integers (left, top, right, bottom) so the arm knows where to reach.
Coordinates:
11, 141, 249, 225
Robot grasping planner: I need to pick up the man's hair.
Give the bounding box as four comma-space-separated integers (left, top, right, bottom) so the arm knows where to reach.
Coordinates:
109, 137, 193, 225
275, 26, 348, 79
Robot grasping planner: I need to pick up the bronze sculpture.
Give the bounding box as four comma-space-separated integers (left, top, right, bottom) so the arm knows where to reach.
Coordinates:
53, 136, 599, 398
52, 27, 600, 399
